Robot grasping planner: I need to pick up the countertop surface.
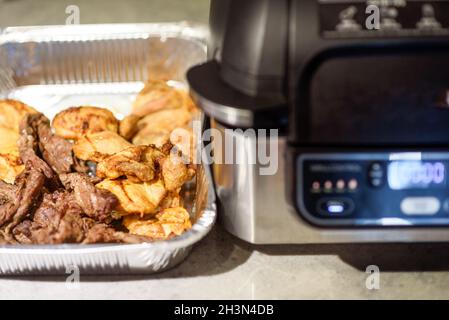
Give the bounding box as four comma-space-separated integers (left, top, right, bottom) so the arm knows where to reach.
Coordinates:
2, 225, 449, 299
2, 0, 449, 300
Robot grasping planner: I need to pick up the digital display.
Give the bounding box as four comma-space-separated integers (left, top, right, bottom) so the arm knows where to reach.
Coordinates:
388, 161, 446, 190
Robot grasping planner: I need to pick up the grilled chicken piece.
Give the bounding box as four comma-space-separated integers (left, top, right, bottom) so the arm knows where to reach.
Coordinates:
52, 106, 119, 140
136, 107, 192, 133
96, 178, 167, 215
132, 129, 171, 148
132, 80, 184, 117
0, 100, 37, 133
0, 101, 36, 183
160, 152, 196, 192
0, 127, 20, 155
73, 131, 133, 162
96, 145, 164, 182
131, 108, 192, 147
123, 207, 191, 240
119, 114, 140, 140
170, 127, 196, 164
0, 154, 24, 184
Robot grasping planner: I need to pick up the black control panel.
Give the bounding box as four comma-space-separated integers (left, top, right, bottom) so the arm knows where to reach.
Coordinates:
297, 152, 449, 227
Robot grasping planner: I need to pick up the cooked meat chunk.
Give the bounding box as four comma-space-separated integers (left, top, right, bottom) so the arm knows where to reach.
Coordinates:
13, 191, 88, 244
35, 114, 76, 175
73, 131, 133, 162
52, 106, 119, 140
137, 107, 192, 135
0, 99, 37, 133
0, 167, 45, 237
82, 223, 152, 244
0, 154, 24, 184
132, 129, 170, 148
160, 152, 196, 192
96, 145, 164, 182
123, 207, 191, 240
159, 192, 182, 209
119, 114, 140, 140
170, 127, 197, 164
132, 80, 184, 117
131, 108, 192, 148
96, 178, 166, 215
0, 94, 197, 244
60, 173, 118, 222
82, 223, 120, 243
18, 114, 56, 180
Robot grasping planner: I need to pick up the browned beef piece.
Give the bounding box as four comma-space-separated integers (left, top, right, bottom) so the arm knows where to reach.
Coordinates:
12, 220, 33, 244
13, 191, 92, 244
59, 173, 118, 222
18, 114, 56, 180
0, 180, 18, 205
82, 224, 121, 243
82, 224, 153, 244
36, 116, 74, 175
20, 113, 75, 176
0, 168, 45, 235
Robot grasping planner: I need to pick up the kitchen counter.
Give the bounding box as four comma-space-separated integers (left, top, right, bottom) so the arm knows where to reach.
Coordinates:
2, 0, 449, 300
2, 224, 449, 299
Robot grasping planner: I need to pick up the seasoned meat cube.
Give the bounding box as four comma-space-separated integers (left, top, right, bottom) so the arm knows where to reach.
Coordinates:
13, 191, 93, 244
0, 167, 45, 237
82, 223, 153, 244
60, 173, 118, 222
18, 114, 56, 181
35, 114, 75, 175
52, 106, 119, 140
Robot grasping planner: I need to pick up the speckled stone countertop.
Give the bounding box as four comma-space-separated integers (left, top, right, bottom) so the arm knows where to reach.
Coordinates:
2, 225, 449, 299
2, 0, 449, 300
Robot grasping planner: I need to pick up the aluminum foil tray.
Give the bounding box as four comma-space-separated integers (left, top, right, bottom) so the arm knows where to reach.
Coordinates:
0, 23, 216, 275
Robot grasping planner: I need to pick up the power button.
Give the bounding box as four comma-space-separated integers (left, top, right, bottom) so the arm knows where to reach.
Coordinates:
368, 162, 385, 188
317, 198, 355, 216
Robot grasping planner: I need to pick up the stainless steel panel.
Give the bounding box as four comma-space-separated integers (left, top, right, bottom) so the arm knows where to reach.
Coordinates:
210, 120, 449, 244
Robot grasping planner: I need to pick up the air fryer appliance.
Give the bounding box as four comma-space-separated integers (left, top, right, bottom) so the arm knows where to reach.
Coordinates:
187, 0, 449, 243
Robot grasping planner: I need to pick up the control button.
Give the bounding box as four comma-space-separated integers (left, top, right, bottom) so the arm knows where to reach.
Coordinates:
370, 178, 382, 187
324, 180, 333, 191
400, 197, 441, 216
336, 179, 345, 190
348, 179, 358, 190
317, 198, 355, 216
443, 199, 449, 214
368, 162, 385, 188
